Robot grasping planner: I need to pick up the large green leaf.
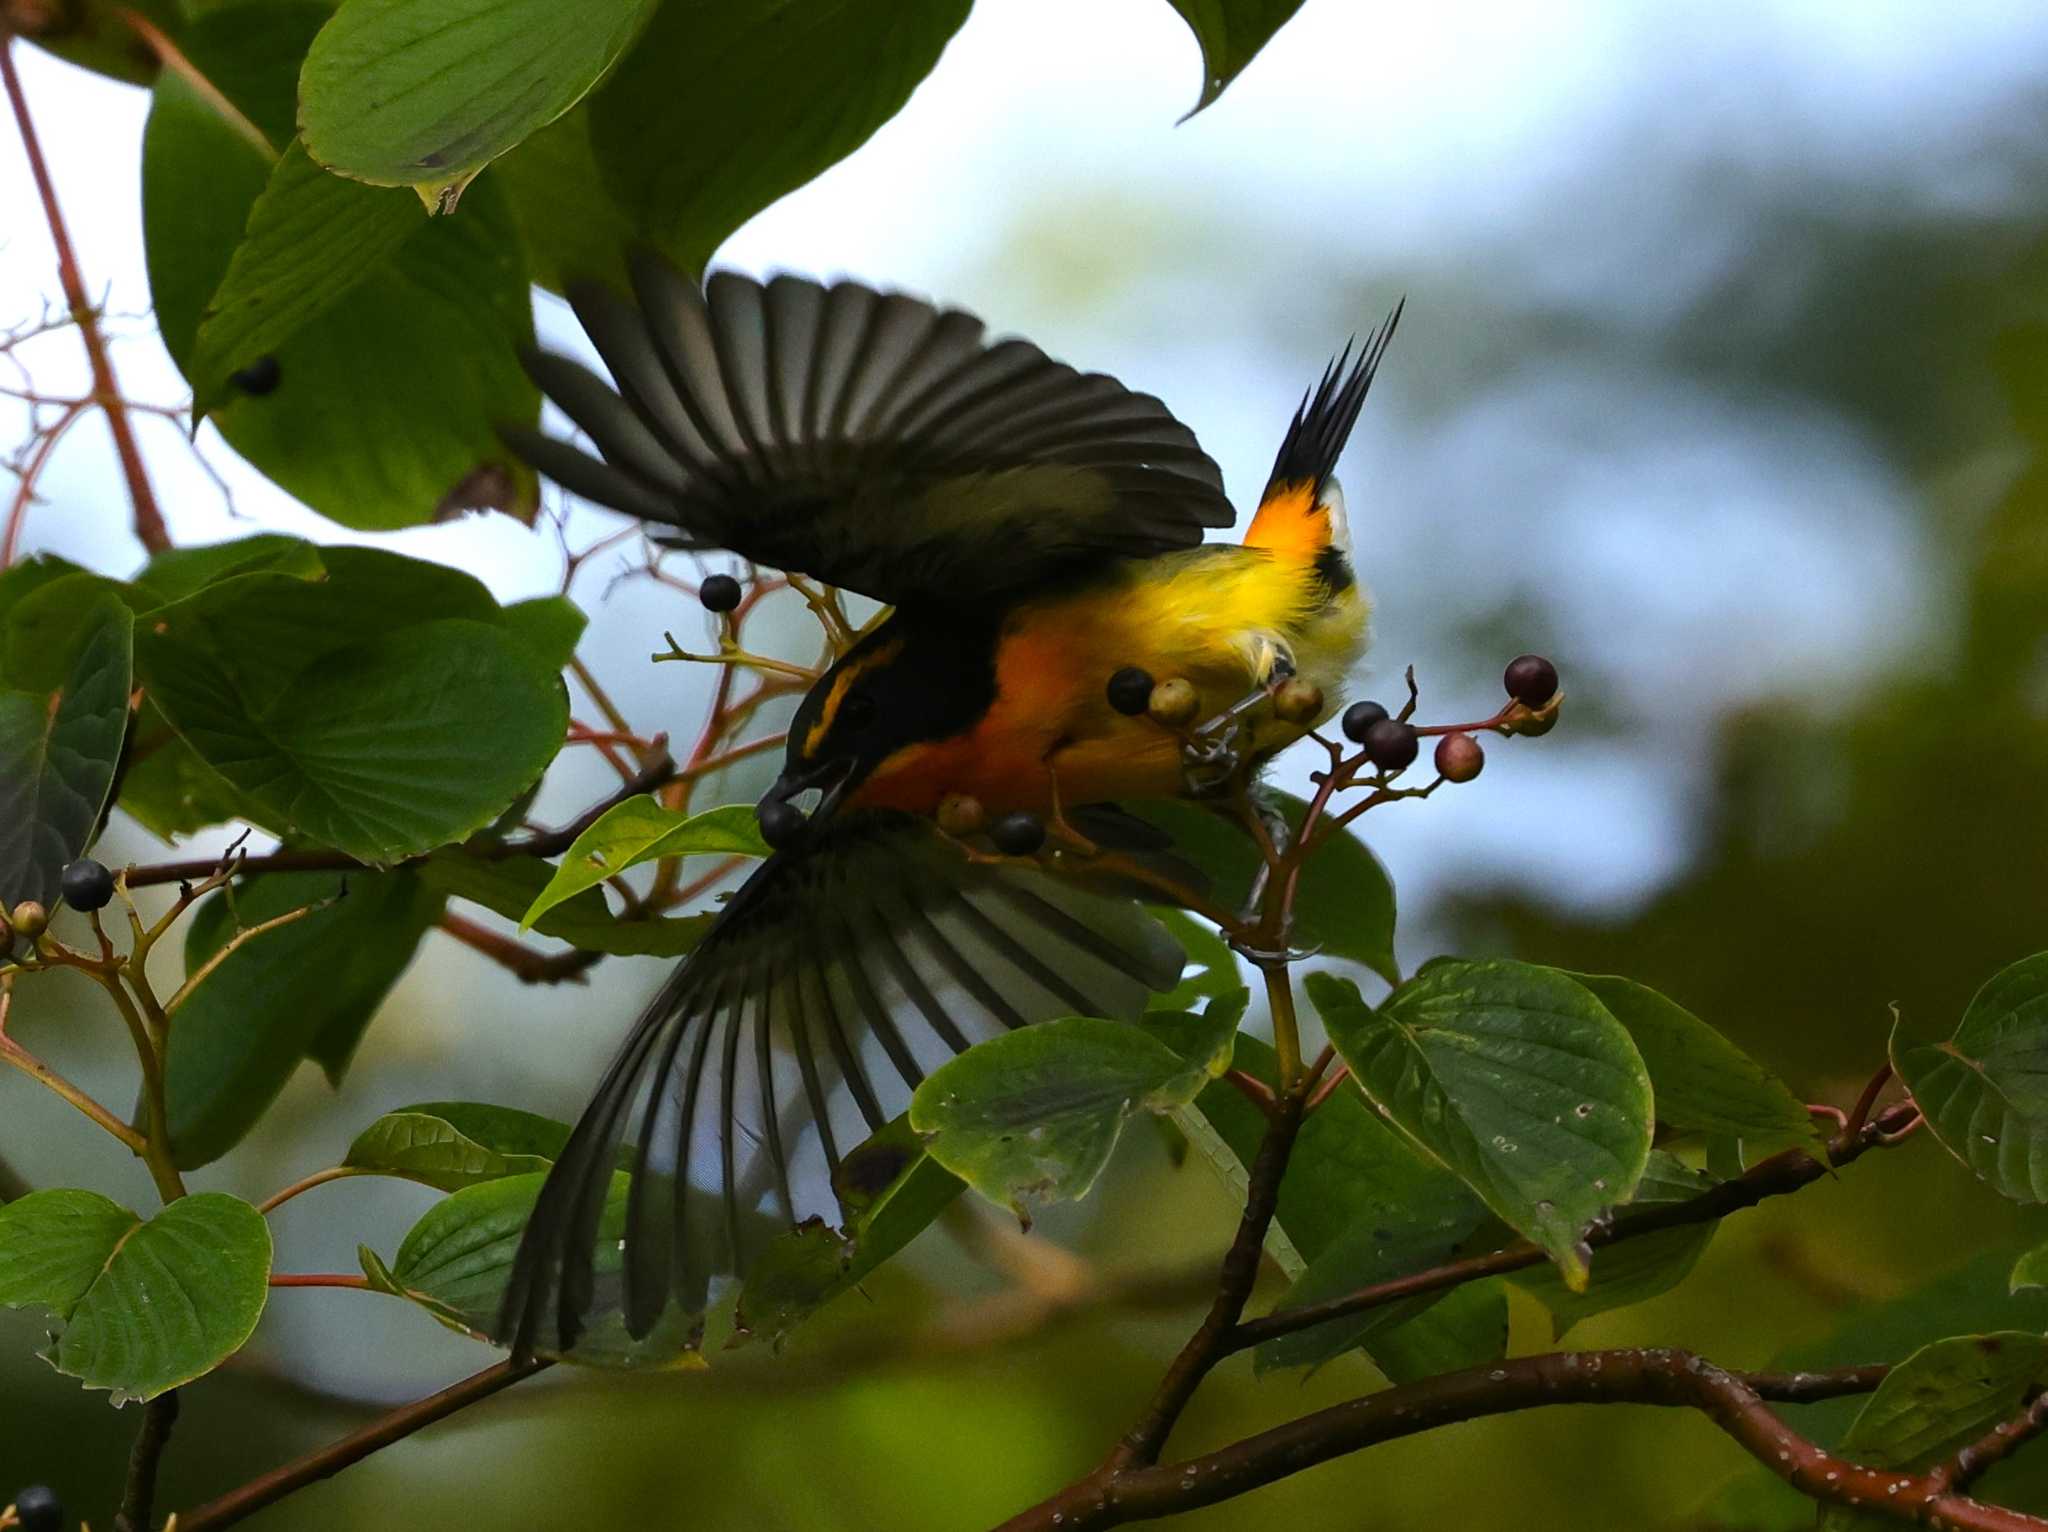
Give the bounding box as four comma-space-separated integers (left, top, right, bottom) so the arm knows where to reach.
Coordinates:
1315, 961, 1653, 1290
130, 535, 328, 607
299, 0, 661, 207
367, 1171, 699, 1367
521, 797, 766, 930
421, 850, 715, 958
166, 869, 443, 1168
589, 0, 970, 273
910, 1007, 1238, 1222
735, 1115, 965, 1347
1893, 952, 2048, 1203
1564, 972, 1821, 1158
1134, 794, 1399, 985
1185, 1032, 1502, 1379
1163, 0, 1308, 116
491, 106, 636, 294
0, 591, 132, 912
344, 1101, 572, 1191
189, 141, 426, 417
141, 615, 566, 864
0, 1190, 271, 1401
1506, 1150, 1719, 1339
142, 8, 539, 530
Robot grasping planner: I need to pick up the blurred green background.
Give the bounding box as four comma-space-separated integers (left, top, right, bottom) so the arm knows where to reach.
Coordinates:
5, 1, 2048, 1527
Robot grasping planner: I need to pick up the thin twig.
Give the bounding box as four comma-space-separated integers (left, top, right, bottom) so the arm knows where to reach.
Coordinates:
1929, 1390, 2048, 1496
0, 36, 168, 552
172, 1358, 550, 1532
113, 1391, 179, 1532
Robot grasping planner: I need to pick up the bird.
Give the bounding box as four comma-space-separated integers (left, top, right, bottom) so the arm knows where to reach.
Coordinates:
496, 251, 1399, 1359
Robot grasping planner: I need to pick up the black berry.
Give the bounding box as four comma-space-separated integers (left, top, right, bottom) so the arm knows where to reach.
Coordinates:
14, 1484, 62, 1532
1106, 666, 1155, 716
699, 574, 743, 614
59, 858, 114, 912
1504, 654, 1558, 710
230, 356, 281, 396
1362, 719, 1419, 771
756, 798, 805, 850
1341, 700, 1389, 743
1435, 732, 1484, 783
989, 811, 1047, 857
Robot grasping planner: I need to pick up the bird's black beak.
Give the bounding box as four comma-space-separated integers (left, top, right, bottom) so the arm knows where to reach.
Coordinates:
756, 758, 853, 849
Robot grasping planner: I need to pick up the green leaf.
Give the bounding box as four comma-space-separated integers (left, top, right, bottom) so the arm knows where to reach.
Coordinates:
491, 106, 636, 295
0, 591, 132, 911
143, 7, 539, 530
2012, 1240, 2048, 1294
421, 850, 715, 958
1163, 0, 1309, 116
130, 535, 327, 607
1839, 1332, 2048, 1469
167, 869, 443, 1168
1506, 1151, 1719, 1339
589, 0, 970, 273
521, 797, 767, 931
736, 1116, 964, 1346
1134, 794, 1399, 985
372, 1172, 700, 1367
299, 0, 661, 206
1186, 1032, 1499, 1379
497, 596, 587, 674
18, 0, 182, 86
1564, 972, 1821, 1157
142, 616, 566, 864
909, 1014, 1219, 1221
344, 1102, 571, 1190
0, 1191, 271, 1400
1893, 952, 2048, 1203
1362, 1279, 1512, 1385
189, 141, 425, 417
1313, 960, 1654, 1290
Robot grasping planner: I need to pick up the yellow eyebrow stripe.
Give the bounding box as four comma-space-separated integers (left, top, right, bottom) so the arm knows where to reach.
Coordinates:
803, 637, 904, 758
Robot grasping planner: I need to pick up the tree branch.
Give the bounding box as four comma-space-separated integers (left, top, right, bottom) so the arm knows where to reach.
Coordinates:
0, 35, 168, 553
112, 1391, 178, 1532
994, 1350, 2048, 1532
172, 1358, 550, 1532
123, 752, 677, 889
1231, 1100, 1921, 1354
1930, 1390, 2048, 1498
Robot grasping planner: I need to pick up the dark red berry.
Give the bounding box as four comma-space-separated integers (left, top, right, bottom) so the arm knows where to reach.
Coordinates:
230, 356, 281, 396
1341, 700, 1389, 743
1106, 666, 1155, 716
59, 858, 114, 912
756, 798, 805, 850
989, 811, 1047, 857
14, 1484, 62, 1532
699, 574, 743, 614
1362, 719, 1419, 771
1435, 732, 1484, 783
1504, 654, 1559, 710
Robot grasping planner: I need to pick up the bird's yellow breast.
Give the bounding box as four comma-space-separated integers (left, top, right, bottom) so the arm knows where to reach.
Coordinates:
851, 546, 1369, 815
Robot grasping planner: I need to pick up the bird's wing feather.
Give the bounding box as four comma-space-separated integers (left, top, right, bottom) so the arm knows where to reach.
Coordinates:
497, 810, 1184, 1357
501, 252, 1234, 606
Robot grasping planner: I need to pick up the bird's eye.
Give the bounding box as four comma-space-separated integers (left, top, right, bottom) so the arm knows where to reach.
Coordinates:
838, 694, 876, 733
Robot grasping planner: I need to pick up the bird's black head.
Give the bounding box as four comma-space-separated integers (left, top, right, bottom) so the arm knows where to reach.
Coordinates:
757, 608, 999, 849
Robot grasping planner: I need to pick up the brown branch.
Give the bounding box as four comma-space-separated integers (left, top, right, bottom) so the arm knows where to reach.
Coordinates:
123, 752, 677, 889
1930, 1390, 2048, 1497
1230, 1099, 1920, 1355
435, 913, 603, 985
112, 1391, 178, 1532
0, 36, 168, 553
173, 1358, 550, 1532
1106, 1089, 1303, 1470
993, 1350, 2048, 1532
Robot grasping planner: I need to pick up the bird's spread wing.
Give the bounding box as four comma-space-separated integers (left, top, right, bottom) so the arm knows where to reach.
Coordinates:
503, 253, 1234, 606
498, 811, 1184, 1357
